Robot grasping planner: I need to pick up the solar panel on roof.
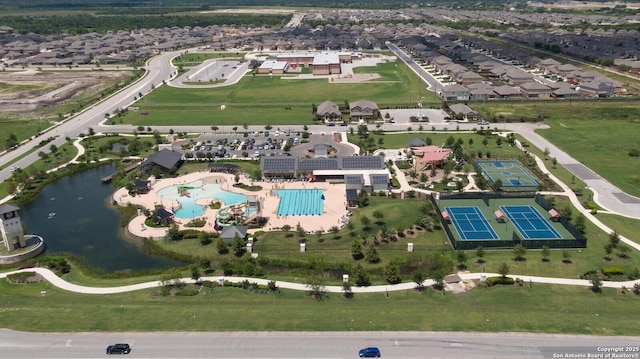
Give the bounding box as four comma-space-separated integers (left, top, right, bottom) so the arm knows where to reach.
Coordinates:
298, 158, 338, 170
262, 157, 296, 172
341, 156, 383, 169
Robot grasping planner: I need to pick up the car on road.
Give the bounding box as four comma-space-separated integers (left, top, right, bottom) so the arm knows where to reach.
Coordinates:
477, 120, 490, 125
359, 347, 381, 357
106, 343, 131, 354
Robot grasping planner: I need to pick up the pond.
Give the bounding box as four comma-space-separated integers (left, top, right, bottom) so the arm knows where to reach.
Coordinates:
19, 164, 183, 272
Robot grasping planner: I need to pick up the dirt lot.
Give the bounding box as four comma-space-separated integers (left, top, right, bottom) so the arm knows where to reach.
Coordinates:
0, 70, 131, 119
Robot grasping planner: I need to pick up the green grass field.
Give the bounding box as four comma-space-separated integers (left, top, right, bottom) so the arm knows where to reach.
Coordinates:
0, 279, 638, 334
472, 101, 640, 197
537, 118, 640, 198
120, 60, 432, 126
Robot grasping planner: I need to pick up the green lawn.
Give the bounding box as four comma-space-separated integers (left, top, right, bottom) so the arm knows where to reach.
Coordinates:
537, 118, 640, 198
172, 52, 246, 67
120, 60, 432, 127
0, 279, 638, 334
471, 101, 640, 197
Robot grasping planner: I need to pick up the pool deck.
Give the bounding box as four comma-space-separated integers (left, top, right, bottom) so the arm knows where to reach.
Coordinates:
113, 171, 349, 239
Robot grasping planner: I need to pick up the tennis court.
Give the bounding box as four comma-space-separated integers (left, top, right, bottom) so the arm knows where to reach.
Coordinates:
477, 160, 539, 188
445, 206, 499, 240
500, 205, 562, 239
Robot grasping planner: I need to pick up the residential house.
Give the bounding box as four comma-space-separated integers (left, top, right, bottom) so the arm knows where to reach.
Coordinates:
519, 82, 553, 99
493, 85, 522, 99
349, 100, 379, 121
503, 68, 534, 85
448, 103, 479, 121
316, 100, 341, 122
440, 84, 470, 101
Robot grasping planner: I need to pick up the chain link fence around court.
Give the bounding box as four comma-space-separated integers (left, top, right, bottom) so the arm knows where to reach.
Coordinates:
431, 191, 587, 250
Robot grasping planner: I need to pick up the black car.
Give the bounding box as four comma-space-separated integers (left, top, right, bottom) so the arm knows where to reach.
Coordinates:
106, 343, 131, 354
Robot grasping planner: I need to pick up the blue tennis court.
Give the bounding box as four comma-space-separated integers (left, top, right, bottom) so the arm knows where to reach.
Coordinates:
476, 160, 539, 188
500, 205, 562, 239
445, 206, 499, 240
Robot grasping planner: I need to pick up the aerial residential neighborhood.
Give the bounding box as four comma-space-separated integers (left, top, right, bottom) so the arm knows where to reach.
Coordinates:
0, 0, 640, 357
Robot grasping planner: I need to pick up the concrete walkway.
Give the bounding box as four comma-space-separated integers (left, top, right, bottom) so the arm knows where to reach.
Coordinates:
513, 126, 640, 219
0, 267, 636, 295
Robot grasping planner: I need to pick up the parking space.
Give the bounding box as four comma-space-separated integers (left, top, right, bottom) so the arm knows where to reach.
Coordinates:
185, 130, 304, 159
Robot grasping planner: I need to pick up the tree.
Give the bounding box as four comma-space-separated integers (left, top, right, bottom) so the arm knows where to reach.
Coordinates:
372, 210, 384, 225
562, 249, 572, 263
189, 264, 201, 283
330, 225, 340, 240
491, 179, 503, 192
541, 245, 550, 262
476, 246, 485, 263
166, 223, 180, 241
590, 277, 602, 293
232, 126, 238, 134
468, 138, 474, 147
413, 271, 425, 291
604, 243, 614, 260
296, 222, 306, 238
383, 261, 401, 284
211, 126, 218, 133
574, 214, 586, 233
496, 137, 502, 146
482, 137, 488, 147
609, 230, 620, 248
360, 215, 371, 230
497, 262, 510, 278
350, 238, 363, 259
231, 233, 245, 257
513, 244, 527, 261
342, 281, 353, 298
543, 147, 551, 159
352, 264, 370, 287
216, 237, 228, 254
431, 269, 446, 290
365, 245, 380, 263
456, 251, 468, 269
306, 273, 327, 301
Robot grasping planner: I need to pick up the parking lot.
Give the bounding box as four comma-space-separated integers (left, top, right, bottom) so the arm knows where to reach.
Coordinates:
182, 129, 305, 159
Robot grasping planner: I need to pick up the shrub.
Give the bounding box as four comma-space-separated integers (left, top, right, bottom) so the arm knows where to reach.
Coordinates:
602, 266, 624, 277
6, 272, 37, 284
485, 276, 515, 287
581, 270, 598, 279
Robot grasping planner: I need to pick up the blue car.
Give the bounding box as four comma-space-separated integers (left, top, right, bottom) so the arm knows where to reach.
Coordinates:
359, 347, 381, 357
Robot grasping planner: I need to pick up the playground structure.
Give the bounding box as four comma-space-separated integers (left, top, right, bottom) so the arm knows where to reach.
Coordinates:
215, 195, 261, 227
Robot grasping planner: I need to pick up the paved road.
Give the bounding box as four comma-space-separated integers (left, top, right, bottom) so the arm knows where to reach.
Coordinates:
2, 45, 639, 220
0, 51, 180, 183
386, 44, 640, 219
0, 328, 638, 358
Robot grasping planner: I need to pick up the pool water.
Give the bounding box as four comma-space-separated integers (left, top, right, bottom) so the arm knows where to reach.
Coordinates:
275, 189, 324, 216
157, 180, 247, 219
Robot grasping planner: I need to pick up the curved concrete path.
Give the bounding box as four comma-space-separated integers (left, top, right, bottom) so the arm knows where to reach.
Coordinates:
0, 267, 636, 295
516, 126, 640, 219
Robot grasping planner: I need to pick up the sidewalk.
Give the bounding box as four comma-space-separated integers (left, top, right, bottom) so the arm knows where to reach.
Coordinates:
0, 267, 635, 295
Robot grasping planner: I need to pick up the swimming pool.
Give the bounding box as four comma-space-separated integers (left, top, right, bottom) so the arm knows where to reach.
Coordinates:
275, 189, 324, 216
157, 180, 247, 219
